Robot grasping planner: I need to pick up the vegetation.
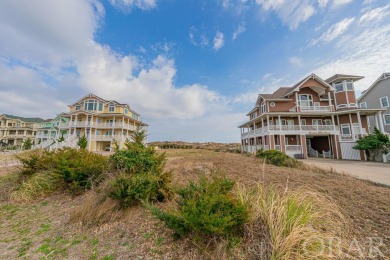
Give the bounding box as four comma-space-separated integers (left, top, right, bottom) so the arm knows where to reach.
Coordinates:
57, 133, 65, 143
129, 125, 148, 145
150, 175, 248, 241
353, 127, 390, 161
22, 138, 33, 150
256, 149, 302, 168
15, 148, 107, 195
77, 135, 88, 150
236, 184, 347, 259
109, 140, 172, 208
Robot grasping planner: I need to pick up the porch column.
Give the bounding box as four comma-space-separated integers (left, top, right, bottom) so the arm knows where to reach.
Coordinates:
331, 115, 336, 131
357, 111, 363, 137
266, 115, 270, 131
328, 91, 332, 111
278, 115, 281, 131
298, 115, 302, 131
375, 113, 379, 129
269, 134, 275, 150
88, 115, 93, 151
378, 111, 385, 132
280, 134, 285, 153
348, 113, 354, 139
295, 92, 300, 112
300, 135, 307, 159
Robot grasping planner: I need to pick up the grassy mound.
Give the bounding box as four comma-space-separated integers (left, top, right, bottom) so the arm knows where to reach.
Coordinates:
256, 149, 302, 168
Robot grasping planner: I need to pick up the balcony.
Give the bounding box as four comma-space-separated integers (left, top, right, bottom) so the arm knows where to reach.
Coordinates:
241, 124, 340, 139
59, 121, 137, 131
299, 105, 332, 112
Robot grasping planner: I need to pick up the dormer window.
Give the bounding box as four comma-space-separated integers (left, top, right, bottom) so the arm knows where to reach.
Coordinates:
75, 105, 80, 110
109, 105, 115, 112
335, 82, 343, 92
125, 108, 129, 114
346, 80, 354, 91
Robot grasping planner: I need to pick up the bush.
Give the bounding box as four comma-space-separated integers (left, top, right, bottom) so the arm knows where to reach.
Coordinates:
16, 148, 107, 193
109, 172, 171, 208
109, 142, 172, 208
150, 175, 248, 240
256, 149, 302, 168
110, 143, 165, 174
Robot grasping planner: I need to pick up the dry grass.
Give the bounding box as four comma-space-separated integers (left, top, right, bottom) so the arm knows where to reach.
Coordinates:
70, 186, 123, 228
235, 183, 348, 259
0, 171, 22, 202
10, 171, 63, 203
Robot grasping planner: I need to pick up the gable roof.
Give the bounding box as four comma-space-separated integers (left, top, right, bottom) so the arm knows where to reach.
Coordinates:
325, 74, 364, 84
0, 114, 45, 123
258, 73, 333, 101
358, 72, 390, 101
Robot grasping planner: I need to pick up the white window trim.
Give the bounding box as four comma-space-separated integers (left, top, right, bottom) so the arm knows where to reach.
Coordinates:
341, 124, 351, 135
337, 104, 347, 109
335, 82, 344, 92
300, 119, 306, 125
360, 102, 367, 108
384, 114, 390, 125
346, 80, 354, 91
312, 119, 323, 125
380, 96, 389, 108
298, 94, 313, 107
109, 105, 115, 112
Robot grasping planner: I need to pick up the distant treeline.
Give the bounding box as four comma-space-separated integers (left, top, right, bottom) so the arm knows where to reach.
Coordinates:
157, 143, 194, 149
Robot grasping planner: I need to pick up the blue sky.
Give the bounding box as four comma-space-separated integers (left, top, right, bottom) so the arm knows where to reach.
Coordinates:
0, 0, 390, 142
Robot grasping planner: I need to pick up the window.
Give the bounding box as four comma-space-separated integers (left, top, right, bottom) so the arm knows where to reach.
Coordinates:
270, 102, 275, 107
335, 82, 343, 92
275, 119, 286, 125
312, 119, 323, 125
324, 119, 332, 125
300, 119, 306, 125
360, 102, 367, 108
124, 108, 129, 114
261, 102, 266, 113
298, 94, 313, 108
109, 105, 115, 112
84, 99, 103, 111
346, 80, 354, 91
98, 103, 103, 111
341, 124, 351, 135
380, 96, 389, 108
75, 105, 80, 110
384, 114, 390, 125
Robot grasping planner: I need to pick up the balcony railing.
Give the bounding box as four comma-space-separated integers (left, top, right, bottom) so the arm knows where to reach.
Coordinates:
59, 121, 137, 130
300, 105, 332, 112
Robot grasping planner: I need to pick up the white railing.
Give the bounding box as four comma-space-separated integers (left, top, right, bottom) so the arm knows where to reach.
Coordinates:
308, 147, 319, 157
92, 135, 123, 141
286, 145, 301, 154
323, 150, 332, 158
263, 145, 269, 151
383, 152, 390, 163
300, 106, 331, 111
60, 121, 137, 130
275, 145, 281, 151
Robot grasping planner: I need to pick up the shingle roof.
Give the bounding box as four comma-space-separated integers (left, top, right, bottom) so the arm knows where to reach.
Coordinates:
325, 74, 364, 84
259, 87, 291, 100
1, 114, 45, 123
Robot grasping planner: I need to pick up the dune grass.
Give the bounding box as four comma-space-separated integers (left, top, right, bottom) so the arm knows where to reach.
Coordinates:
235, 183, 348, 259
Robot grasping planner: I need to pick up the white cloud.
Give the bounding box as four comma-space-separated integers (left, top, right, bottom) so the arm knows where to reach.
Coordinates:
0, 0, 234, 142
213, 31, 225, 51
314, 23, 390, 93
332, 0, 353, 8
359, 4, 390, 24
255, 0, 316, 30
318, 0, 329, 8
232, 22, 246, 40
310, 17, 355, 45
108, 0, 157, 11
289, 57, 303, 67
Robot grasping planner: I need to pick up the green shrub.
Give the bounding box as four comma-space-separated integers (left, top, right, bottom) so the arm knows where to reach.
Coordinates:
16, 148, 107, 193
109, 171, 171, 208
109, 142, 172, 208
110, 143, 165, 174
256, 149, 302, 168
150, 175, 248, 240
